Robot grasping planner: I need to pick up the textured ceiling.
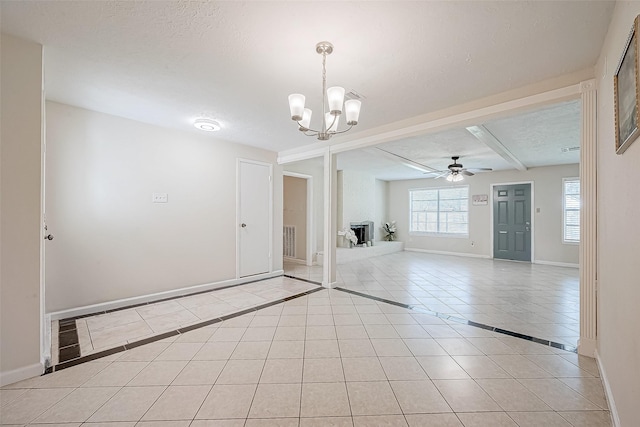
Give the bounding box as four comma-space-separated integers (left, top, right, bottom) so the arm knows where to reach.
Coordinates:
1, 1, 613, 154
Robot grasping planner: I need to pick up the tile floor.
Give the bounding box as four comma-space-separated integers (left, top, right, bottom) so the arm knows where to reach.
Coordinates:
285, 251, 580, 347
2, 288, 610, 426
53, 277, 319, 364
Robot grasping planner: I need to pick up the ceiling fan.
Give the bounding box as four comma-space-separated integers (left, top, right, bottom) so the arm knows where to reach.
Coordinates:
430, 156, 492, 182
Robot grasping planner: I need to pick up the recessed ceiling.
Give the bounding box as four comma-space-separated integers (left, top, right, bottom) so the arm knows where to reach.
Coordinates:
0, 1, 613, 152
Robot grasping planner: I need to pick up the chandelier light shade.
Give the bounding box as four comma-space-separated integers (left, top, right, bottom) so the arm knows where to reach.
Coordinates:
446, 172, 464, 182
288, 41, 362, 141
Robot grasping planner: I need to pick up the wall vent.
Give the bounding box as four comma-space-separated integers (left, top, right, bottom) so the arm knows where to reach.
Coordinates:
561, 146, 580, 153
283, 225, 296, 258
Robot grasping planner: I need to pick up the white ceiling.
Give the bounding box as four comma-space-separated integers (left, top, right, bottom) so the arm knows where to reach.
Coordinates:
1, 0, 613, 159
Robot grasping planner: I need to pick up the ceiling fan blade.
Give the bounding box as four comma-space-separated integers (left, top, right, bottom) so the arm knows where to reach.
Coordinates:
433, 171, 449, 179
461, 170, 474, 176
468, 167, 493, 171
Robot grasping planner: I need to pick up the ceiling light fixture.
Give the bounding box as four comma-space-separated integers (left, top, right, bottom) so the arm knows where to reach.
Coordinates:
288, 41, 362, 141
194, 118, 221, 132
446, 172, 464, 182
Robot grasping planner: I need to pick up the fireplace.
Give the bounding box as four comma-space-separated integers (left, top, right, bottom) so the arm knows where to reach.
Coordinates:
350, 221, 374, 245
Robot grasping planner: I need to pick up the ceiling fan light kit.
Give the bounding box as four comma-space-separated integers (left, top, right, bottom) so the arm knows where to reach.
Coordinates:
288, 41, 362, 141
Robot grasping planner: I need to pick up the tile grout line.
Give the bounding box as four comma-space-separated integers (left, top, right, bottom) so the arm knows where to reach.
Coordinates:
333, 286, 578, 354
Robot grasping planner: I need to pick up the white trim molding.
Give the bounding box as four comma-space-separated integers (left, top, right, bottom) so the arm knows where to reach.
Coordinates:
595, 349, 620, 427
1, 362, 44, 387
283, 171, 314, 266
533, 260, 579, 269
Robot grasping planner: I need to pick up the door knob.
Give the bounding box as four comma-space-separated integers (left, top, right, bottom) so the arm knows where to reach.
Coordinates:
45, 234, 54, 241
241, 223, 247, 228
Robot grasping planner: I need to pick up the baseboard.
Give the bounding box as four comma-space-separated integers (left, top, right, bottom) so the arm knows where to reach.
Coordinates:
0, 362, 44, 387
534, 259, 579, 268
48, 270, 285, 321
595, 349, 620, 427
404, 248, 491, 259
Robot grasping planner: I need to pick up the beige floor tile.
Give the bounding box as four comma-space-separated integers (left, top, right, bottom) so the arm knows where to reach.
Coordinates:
250, 316, 281, 327
278, 315, 307, 327
137, 421, 191, 427
273, 327, 306, 341
476, 378, 551, 412
379, 357, 428, 381
352, 415, 407, 426
88, 386, 165, 422
435, 339, 483, 356
416, 356, 470, 380
33, 387, 119, 423
303, 358, 344, 383
300, 383, 351, 417
91, 321, 154, 350
299, 417, 353, 427
82, 421, 136, 427
216, 359, 265, 384
209, 328, 246, 342
136, 301, 185, 320
195, 384, 257, 419
42, 362, 112, 388
335, 325, 369, 340
338, 340, 376, 358
421, 325, 462, 339
507, 411, 572, 426
171, 360, 225, 385
370, 339, 412, 357
389, 380, 452, 414
433, 380, 501, 412
248, 383, 301, 418
346, 381, 401, 416
193, 342, 237, 360
155, 342, 204, 361
144, 310, 200, 333
191, 420, 245, 427
0, 389, 27, 407
241, 327, 276, 342
142, 385, 211, 420
404, 413, 463, 427
260, 359, 303, 384
245, 418, 299, 427
305, 326, 337, 340
0, 388, 73, 424
559, 410, 612, 426
230, 341, 271, 359
363, 325, 398, 338
268, 340, 304, 359
118, 343, 171, 361
488, 355, 555, 378
559, 377, 608, 409
518, 379, 601, 411
304, 340, 340, 358
525, 354, 595, 377
128, 361, 187, 386
452, 356, 510, 379
82, 362, 149, 387
403, 339, 448, 356
456, 412, 517, 426
341, 357, 387, 382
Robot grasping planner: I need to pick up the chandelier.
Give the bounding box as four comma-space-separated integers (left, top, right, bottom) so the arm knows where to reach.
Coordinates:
288, 41, 362, 141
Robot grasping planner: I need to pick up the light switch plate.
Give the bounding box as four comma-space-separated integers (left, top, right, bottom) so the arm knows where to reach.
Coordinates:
152, 193, 168, 203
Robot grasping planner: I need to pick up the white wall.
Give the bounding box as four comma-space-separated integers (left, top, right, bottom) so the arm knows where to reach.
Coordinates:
0, 34, 44, 384
594, 2, 640, 425
388, 164, 579, 265
283, 175, 307, 260
283, 159, 324, 258
45, 102, 282, 313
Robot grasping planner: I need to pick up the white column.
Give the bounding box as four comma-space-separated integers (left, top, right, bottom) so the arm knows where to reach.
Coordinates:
578, 79, 597, 357
322, 149, 337, 287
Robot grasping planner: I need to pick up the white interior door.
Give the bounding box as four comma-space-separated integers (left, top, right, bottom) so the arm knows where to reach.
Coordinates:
238, 159, 271, 277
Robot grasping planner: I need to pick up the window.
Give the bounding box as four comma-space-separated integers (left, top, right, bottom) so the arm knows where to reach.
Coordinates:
563, 178, 580, 243
410, 186, 469, 235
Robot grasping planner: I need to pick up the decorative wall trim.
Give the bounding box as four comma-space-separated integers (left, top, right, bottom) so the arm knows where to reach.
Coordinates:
0, 362, 44, 387
595, 349, 620, 427
533, 260, 579, 269
48, 270, 284, 321
404, 247, 491, 259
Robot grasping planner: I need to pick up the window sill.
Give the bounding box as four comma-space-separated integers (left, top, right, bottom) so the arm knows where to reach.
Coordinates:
409, 232, 469, 239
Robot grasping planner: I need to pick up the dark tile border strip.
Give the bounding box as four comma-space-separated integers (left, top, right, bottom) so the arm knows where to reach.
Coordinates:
283, 274, 322, 286
334, 286, 578, 353
50, 284, 325, 373
57, 319, 80, 363
62, 274, 291, 321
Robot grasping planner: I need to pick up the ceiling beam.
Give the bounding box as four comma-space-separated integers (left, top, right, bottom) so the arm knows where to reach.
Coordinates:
465, 125, 528, 171
366, 147, 440, 174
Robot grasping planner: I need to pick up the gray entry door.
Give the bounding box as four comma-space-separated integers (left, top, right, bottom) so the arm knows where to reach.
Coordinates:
493, 183, 531, 261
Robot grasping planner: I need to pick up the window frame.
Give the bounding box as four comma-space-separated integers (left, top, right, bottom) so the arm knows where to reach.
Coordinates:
562, 177, 580, 244
409, 186, 470, 237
